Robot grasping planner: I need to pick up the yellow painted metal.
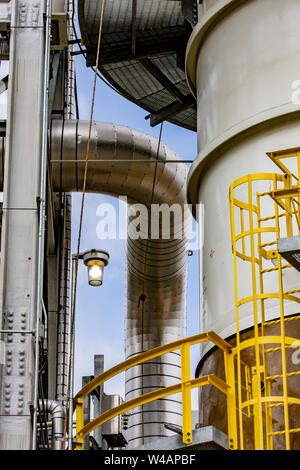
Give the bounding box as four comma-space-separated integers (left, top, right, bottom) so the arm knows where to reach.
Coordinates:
75, 332, 231, 400
181, 342, 192, 445
76, 375, 230, 441
74, 146, 300, 451
229, 148, 300, 450
74, 332, 236, 450
75, 397, 84, 451
224, 350, 238, 450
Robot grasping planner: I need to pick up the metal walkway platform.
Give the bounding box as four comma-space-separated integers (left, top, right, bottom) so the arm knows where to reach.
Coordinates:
134, 426, 228, 451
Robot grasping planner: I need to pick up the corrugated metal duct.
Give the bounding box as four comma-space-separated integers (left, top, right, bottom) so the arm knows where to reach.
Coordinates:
0, 119, 190, 447
49, 120, 190, 447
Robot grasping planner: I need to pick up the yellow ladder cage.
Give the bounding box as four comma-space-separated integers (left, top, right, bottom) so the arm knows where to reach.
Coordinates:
229, 147, 300, 450
73, 147, 300, 451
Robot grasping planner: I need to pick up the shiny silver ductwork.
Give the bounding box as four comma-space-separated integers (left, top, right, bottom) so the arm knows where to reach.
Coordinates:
50, 120, 190, 448
0, 120, 190, 448
39, 399, 65, 450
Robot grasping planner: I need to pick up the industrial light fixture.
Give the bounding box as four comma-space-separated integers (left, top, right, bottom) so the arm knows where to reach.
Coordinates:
277, 236, 300, 272
82, 249, 110, 286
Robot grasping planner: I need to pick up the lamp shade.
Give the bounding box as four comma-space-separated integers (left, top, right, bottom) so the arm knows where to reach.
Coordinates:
82, 249, 109, 287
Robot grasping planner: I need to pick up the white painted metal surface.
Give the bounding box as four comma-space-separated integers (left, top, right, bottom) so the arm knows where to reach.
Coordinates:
186, 0, 300, 356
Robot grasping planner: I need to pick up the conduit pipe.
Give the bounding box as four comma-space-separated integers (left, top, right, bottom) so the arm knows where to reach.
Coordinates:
0, 119, 191, 448
39, 399, 65, 450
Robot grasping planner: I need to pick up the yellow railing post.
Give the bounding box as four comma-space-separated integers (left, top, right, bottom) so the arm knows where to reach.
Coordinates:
75, 397, 84, 450
251, 366, 263, 450
224, 350, 238, 450
181, 342, 192, 445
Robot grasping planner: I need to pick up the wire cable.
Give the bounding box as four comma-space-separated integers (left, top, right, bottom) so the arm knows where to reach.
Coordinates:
71, 0, 120, 94
63, 0, 106, 449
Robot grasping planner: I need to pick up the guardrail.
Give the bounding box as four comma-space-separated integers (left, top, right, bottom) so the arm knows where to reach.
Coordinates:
73, 331, 237, 450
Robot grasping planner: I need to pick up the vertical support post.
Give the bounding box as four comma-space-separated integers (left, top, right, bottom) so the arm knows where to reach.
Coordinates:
68, 256, 77, 450
224, 350, 237, 450
0, 0, 47, 450
229, 183, 244, 449
284, 174, 293, 238
94, 354, 104, 448
82, 376, 91, 450
248, 176, 264, 450
251, 366, 264, 450
181, 342, 192, 445
274, 189, 291, 450
75, 397, 84, 450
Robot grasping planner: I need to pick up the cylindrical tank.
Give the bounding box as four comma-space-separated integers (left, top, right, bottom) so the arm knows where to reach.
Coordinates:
186, 0, 300, 353
186, 0, 300, 447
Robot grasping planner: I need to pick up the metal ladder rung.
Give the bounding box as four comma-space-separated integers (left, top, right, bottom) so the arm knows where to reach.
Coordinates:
269, 403, 284, 409
261, 264, 291, 274
259, 241, 277, 248
265, 371, 300, 381
263, 313, 300, 326
257, 191, 273, 197
284, 289, 300, 295
268, 428, 300, 437
258, 215, 276, 222
265, 345, 294, 353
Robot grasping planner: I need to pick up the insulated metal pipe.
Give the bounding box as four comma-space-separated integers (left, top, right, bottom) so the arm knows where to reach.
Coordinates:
0, 119, 190, 447
39, 399, 65, 450
50, 120, 190, 448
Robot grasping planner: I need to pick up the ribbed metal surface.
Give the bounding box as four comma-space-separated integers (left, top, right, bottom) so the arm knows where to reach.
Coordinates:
48, 120, 189, 447
56, 193, 72, 402
0, 119, 189, 447
78, 0, 196, 131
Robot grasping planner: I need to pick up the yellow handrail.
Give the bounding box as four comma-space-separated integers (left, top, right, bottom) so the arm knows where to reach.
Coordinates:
74, 332, 237, 451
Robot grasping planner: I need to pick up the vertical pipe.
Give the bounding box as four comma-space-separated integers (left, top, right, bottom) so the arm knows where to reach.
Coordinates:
56, 194, 72, 402
56, 0, 74, 404
32, 0, 52, 450
65, 0, 75, 120
68, 256, 76, 450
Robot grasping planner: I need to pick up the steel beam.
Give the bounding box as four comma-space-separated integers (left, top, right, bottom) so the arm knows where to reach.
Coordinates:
0, 0, 46, 450
146, 94, 195, 127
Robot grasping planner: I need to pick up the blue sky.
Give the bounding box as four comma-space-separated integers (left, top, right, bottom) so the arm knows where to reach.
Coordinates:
0, 53, 200, 406
72, 55, 200, 405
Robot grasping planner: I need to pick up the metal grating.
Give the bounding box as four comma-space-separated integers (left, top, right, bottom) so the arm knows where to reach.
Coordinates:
78, 0, 197, 131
